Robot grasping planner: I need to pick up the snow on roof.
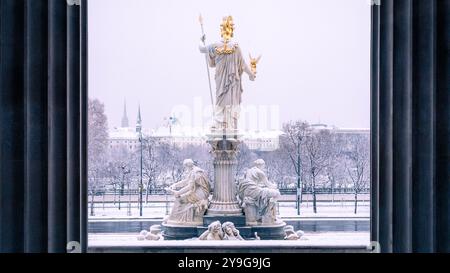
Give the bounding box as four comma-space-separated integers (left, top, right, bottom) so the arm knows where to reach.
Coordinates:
152, 126, 208, 138
109, 127, 138, 139
335, 128, 370, 134
110, 125, 283, 140
109, 125, 367, 140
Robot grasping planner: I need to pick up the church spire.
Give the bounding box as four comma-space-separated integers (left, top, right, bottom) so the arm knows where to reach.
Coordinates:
136, 104, 142, 133
121, 99, 129, 127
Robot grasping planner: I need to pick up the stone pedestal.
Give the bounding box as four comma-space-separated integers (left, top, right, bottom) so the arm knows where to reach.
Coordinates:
162, 221, 286, 240
206, 135, 243, 216
203, 215, 246, 226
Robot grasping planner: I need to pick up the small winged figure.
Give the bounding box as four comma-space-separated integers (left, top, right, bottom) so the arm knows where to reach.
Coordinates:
249, 54, 262, 75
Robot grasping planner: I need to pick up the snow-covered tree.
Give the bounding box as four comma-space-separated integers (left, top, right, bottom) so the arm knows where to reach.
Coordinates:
88, 98, 109, 216
107, 145, 133, 211
236, 143, 257, 178
282, 121, 310, 214
343, 134, 370, 214
259, 146, 295, 189
325, 133, 347, 202
303, 129, 333, 213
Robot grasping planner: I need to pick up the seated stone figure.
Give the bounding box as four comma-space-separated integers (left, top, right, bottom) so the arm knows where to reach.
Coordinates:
164, 159, 211, 226
238, 159, 282, 225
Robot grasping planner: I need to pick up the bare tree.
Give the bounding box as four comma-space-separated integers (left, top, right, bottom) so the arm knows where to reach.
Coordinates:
259, 147, 295, 189
344, 134, 370, 214
304, 129, 333, 213
282, 121, 309, 215
158, 142, 185, 184
178, 144, 214, 189
109, 159, 131, 210
153, 142, 214, 191
141, 137, 162, 202
325, 133, 346, 202
104, 161, 119, 205
108, 146, 133, 197
88, 163, 106, 216
236, 143, 257, 178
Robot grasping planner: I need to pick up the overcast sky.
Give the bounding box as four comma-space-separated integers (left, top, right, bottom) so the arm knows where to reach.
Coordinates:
88, 0, 371, 131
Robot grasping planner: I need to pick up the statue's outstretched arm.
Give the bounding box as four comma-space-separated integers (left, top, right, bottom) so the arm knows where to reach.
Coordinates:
243, 61, 253, 76
238, 48, 255, 81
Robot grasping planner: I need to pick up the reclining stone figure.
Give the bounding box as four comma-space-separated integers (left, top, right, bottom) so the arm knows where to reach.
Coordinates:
222, 222, 244, 240
198, 221, 224, 240
198, 221, 244, 241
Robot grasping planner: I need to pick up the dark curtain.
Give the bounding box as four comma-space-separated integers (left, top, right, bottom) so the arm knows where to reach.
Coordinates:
0, 0, 88, 253
371, 0, 449, 253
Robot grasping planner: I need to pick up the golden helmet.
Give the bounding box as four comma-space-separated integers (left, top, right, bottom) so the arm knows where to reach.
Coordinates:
220, 16, 234, 42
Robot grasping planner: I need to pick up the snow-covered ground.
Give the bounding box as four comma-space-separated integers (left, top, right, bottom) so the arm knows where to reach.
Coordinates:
88, 201, 370, 219
88, 202, 371, 249
88, 232, 371, 250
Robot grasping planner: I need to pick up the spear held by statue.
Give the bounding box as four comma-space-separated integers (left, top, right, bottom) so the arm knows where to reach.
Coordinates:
198, 14, 215, 109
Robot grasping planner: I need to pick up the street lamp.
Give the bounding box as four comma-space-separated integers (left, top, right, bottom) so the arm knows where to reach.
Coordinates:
296, 136, 303, 216
137, 106, 143, 217
127, 179, 132, 216
106, 166, 112, 209
138, 133, 144, 217
121, 164, 130, 213
164, 176, 171, 216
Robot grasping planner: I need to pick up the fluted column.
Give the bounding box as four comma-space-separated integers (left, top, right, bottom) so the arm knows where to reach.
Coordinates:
207, 138, 242, 216
0, 0, 88, 253
372, 0, 449, 253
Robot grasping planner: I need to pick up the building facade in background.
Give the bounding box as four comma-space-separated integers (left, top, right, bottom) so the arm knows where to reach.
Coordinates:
108, 104, 369, 153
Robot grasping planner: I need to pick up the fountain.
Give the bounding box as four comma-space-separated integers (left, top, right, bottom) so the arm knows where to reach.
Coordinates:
161, 15, 286, 240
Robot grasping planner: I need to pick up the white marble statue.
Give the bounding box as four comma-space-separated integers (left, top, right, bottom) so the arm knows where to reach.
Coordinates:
238, 159, 282, 225
284, 225, 306, 241
163, 159, 211, 226
198, 221, 245, 241
198, 221, 224, 240
222, 222, 244, 240
199, 16, 257, 131
137, 225, 164, 241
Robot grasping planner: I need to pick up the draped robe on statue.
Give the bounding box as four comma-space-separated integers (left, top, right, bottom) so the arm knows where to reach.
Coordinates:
238, 166, 281, 223
203, 42, 251, 130
166, 166, 210, 225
